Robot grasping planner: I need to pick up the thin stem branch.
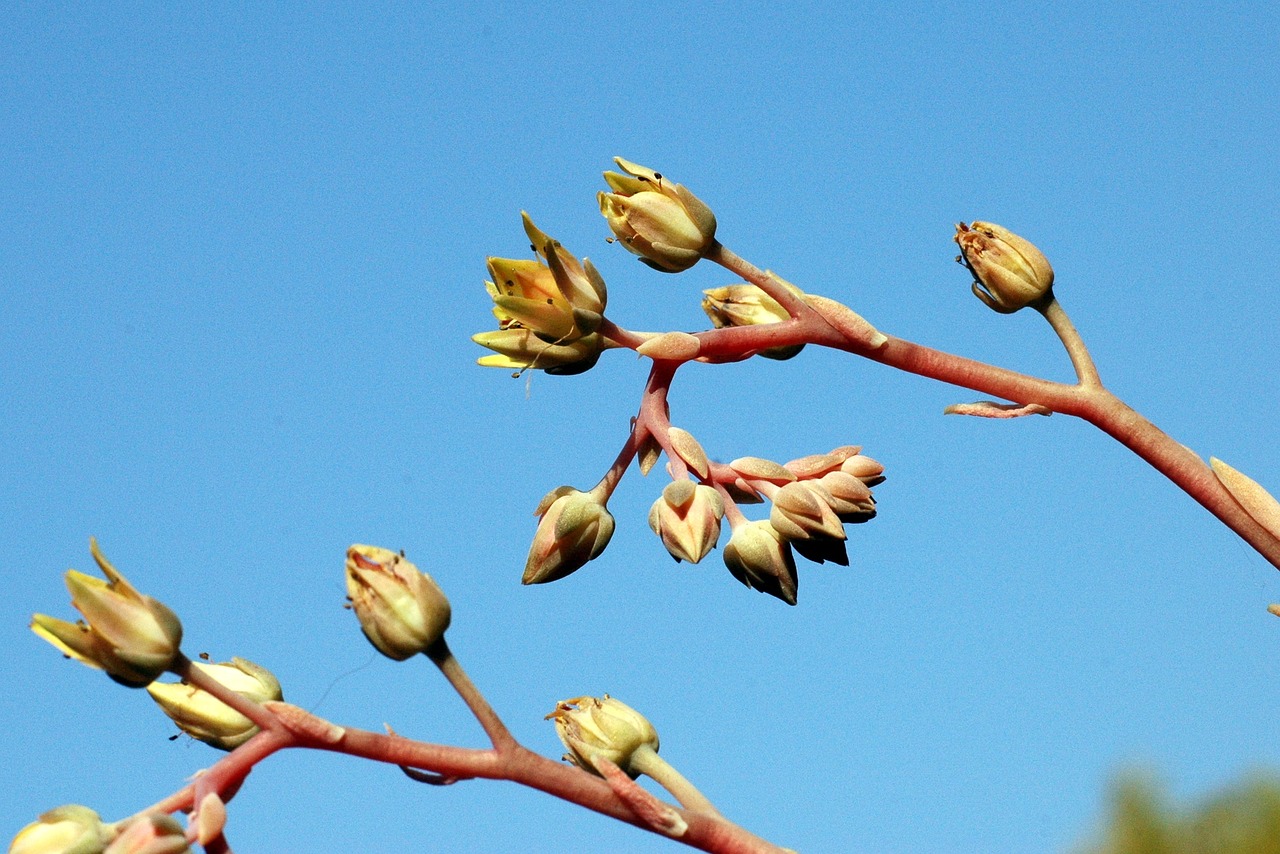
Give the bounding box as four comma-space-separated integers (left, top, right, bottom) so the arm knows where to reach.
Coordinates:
630, 744, 722, 817
171, 655, 281, 733
426, 639, 517, 754
1037, 294, 1102, 388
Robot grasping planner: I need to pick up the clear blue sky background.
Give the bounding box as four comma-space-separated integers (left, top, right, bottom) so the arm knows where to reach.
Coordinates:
3, 4, 1278, 852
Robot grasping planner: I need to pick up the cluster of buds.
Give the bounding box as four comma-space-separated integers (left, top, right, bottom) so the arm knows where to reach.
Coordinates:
473, 215, 609, 375
30, 540, 183, 688
720, 447, 884, 605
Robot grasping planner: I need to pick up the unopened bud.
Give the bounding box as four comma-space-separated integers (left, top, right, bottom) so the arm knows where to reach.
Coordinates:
546, 695, 659, 778
523, 488, 615, 584
599, 158, 716, 273
722, 520, 798, 605
146, 658, 282, 750
701, 283, 804, 360
648, 480, 724, 563
769, 481, 846, 541
10, 805, 112, 854
31, 539, 183, 688
345, 546, 451, 660
102, 815, 188, 854
954, 221, 1054, 313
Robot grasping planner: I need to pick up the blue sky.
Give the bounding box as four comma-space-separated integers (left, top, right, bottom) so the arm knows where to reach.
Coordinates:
3, 3, 1278, 851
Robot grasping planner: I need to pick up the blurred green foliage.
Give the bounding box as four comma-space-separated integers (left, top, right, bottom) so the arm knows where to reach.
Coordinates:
1077, 772, 1280, 854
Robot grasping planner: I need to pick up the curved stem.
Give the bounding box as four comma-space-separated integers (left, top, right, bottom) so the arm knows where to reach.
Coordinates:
426, 639, 517, 754
629, 744, 722, 817
171, 655, 281, 733
1037, 294, 1102, 388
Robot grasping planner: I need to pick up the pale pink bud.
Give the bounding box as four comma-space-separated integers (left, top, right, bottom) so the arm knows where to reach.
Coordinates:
648, 480, 724, 564
523, 488, 615, 584
102, 815, 188, 854
769, 481, 846, 541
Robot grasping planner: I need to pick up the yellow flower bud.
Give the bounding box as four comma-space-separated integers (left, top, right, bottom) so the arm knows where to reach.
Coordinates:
472, 329, 603, 375
10, 805, 112, 854
345, 546, 451, 661
522, 487, 615, 584
701, 282, 805, 360
599, 158, 716, 273
722, 520, 798, 605
485, 257, 579, 342
30, 539, 183, 688
146, 658, 283, 750
648, 480, 724, 564
522, 213, 607, 317
546, 695, 659, 778
954, 221, 1054, 313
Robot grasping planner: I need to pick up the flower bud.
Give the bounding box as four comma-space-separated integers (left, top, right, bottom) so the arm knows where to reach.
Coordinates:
840, 453, 886, 486
30, 539, 183, 687
769, 481, 846, 541
102, 815, 188, 854
648, 480, 724, 564
345, 546, 451, 660
10, 805, 112, 854
546, 695, 659, 778
817, 471, 877, 523
472, 328, 603, 375
523, 488, 615, 584
954, 221, 1054, 313
701, 283, 804, 360
523, 213, 607, 317
599, 158, 716, 273
485, 257, 579, 342
722, 520, 798, 605
146, 658, 283, 750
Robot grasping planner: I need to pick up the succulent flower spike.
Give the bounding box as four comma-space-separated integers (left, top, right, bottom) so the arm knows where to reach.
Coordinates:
722, 520, 799, 605
147, 658, 283, 750
648, 479, 724, 563
345, 545, 451, 660
599, 158, 716, 273
30, 539, 183, 687
523, 487, 616, 584
547, 695, 659, 778
954, 221, 1054, 313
